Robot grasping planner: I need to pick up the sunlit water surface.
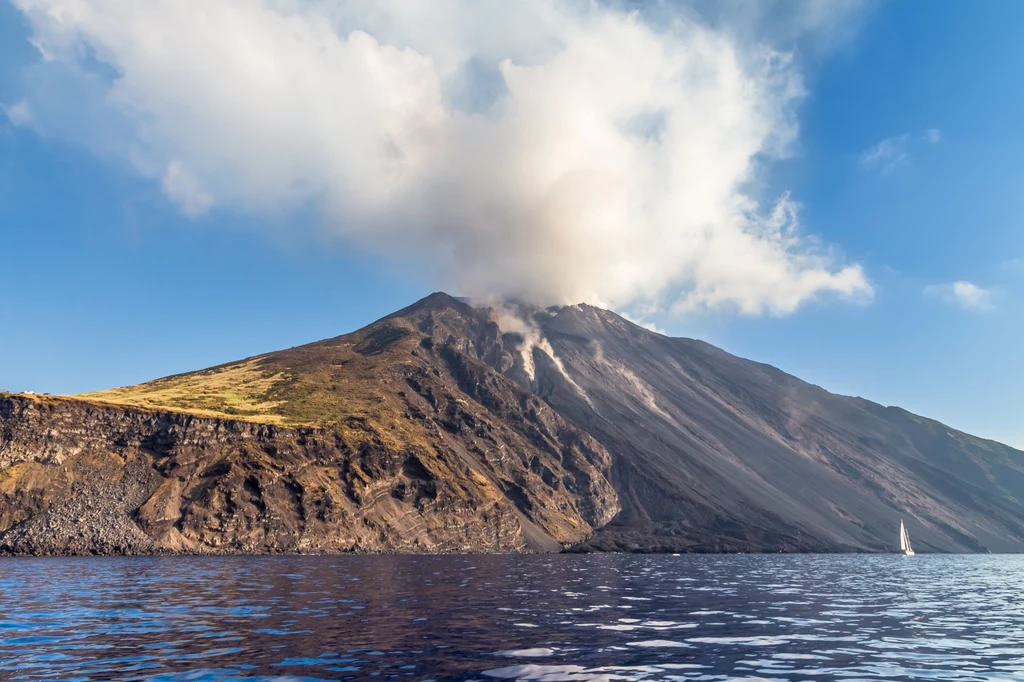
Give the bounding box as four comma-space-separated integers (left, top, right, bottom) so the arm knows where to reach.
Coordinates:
1, 554, 1022, 681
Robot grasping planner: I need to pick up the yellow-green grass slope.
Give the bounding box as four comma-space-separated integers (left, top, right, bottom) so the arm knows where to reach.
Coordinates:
70, 313, 430, 430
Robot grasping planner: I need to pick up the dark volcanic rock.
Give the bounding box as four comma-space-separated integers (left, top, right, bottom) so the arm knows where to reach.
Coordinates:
509, 303, 1024, 553
2, 292, 1022, 555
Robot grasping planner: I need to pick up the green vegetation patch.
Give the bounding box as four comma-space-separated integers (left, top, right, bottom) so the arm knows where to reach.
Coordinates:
75, 358, 291, 425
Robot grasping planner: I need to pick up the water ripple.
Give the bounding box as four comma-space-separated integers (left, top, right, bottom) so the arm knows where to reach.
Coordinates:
0, 554, 1022, 680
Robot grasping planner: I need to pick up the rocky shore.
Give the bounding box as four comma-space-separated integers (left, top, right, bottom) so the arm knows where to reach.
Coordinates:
0, 392, 617, 555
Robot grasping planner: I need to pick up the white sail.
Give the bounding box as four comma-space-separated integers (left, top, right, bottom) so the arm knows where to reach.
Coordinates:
900, 519, 914, 555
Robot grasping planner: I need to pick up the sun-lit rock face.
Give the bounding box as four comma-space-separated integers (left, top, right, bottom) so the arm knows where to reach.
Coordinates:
0, 293, 620, 555
2, 291, 1024, 556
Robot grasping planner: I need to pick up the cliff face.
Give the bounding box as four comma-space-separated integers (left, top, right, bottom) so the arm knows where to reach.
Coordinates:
2, 292, 1023, 555
0, 300, 620, 554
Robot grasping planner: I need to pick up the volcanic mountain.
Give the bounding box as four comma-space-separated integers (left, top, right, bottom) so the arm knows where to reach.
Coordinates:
2, 292, 1023, 555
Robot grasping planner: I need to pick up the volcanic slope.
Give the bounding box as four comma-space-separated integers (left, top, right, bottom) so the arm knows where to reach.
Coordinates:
0, 294, 620, 555
510, 302, 1024, 553
2, 292, 1023, 554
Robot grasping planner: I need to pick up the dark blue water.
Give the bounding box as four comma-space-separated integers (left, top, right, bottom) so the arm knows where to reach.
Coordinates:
1, 554, 1022, 681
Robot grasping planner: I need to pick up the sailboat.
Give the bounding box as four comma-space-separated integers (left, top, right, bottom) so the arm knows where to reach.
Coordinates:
899, 519, 915, 556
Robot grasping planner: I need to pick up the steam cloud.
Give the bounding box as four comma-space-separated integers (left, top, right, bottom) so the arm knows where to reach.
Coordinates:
10, 0, 871, 315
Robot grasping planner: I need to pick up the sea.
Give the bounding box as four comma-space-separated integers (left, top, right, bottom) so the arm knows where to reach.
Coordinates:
0, 553, 1021, 681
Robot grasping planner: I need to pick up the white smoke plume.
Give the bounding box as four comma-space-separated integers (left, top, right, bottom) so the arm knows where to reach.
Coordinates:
493, 306, 593, 408
492, 309, 544, 382
9, 0, 871, 315
592, 342, 670, 421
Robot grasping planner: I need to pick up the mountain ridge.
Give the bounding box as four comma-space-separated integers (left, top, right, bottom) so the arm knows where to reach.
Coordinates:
2, 291, 1022, 555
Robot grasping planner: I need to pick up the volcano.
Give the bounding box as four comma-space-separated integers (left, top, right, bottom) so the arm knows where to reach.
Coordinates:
2, 292, 1023, 555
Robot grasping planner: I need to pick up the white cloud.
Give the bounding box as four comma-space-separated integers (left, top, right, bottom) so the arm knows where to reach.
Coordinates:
161, 161, 214, 217
860, 134, 910, 174
10, 0, 870, 315
861, 128, 941, 174
1001, 257, 1023, 273
2, 100, 33, 126
924, 280, 995, 312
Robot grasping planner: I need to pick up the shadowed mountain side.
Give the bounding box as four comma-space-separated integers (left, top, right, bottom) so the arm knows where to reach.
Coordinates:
522, 303, 1024, 553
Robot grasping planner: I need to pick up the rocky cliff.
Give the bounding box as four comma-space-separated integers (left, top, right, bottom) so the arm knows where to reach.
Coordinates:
0, 296, 620, 554
2, 292, 1022, 554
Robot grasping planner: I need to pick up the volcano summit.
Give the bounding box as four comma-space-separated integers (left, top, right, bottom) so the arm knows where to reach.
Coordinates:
2, 293, 1022, 555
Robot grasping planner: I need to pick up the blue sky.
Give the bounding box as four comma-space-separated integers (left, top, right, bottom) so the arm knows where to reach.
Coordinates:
1, 1, 1022, 449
